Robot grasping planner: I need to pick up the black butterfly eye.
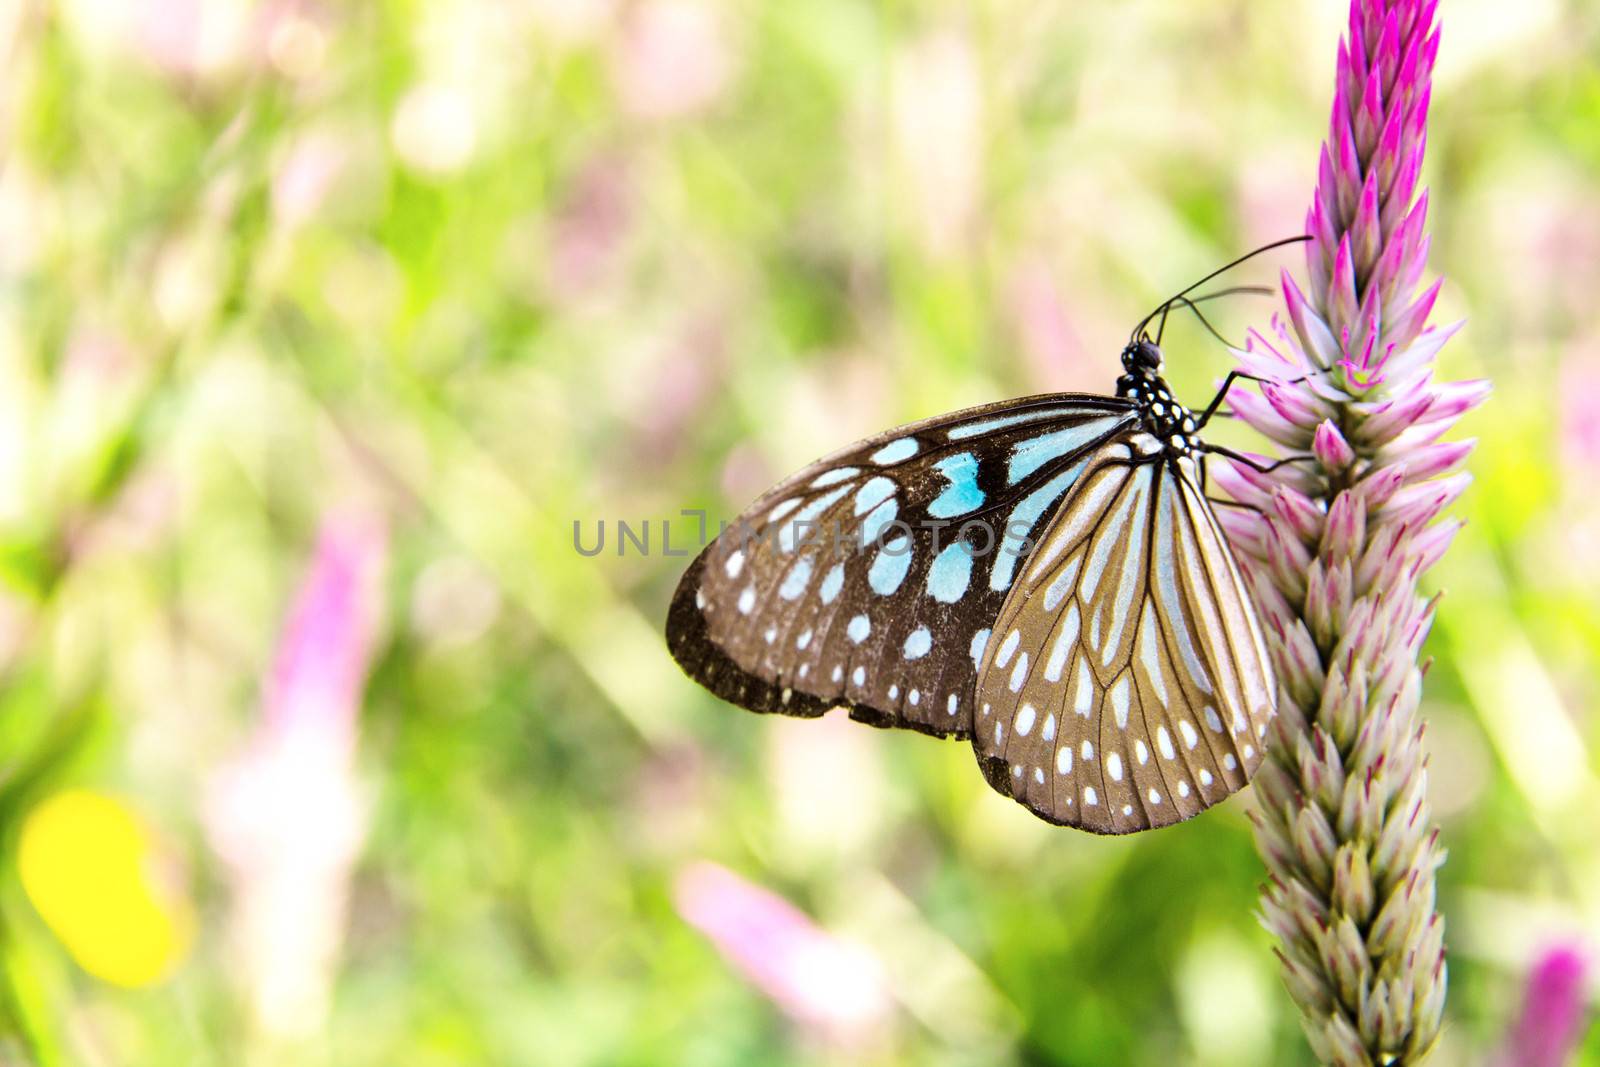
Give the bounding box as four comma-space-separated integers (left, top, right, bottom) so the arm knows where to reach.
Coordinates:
1133, 341, 1163, 370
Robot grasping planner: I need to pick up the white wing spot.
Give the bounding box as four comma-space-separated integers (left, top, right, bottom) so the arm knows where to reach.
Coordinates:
1157, 726, 1175, 761
695, 590, 706, 610
1122, 804, 1134, 816
832, 665, 843, 683
1081, 740, 1093, 760
1012, 764, 1023, 779
1180, 720, 1199, 750
947, 693, 958, 715
853, 477, 897, 515
1148, 788, 1161, 804
1044, 604, 1080, 682
1041, 714, 1056, 742
1072, 658, 1095, 718
909, 688, 920, 706
969, 628, 991, 666
852, 666, 866, 686
994, 721, 1005, 746
1014, 703, 1037, 736
1008, 652, 1030, 693
1200, 769, 1215, 787
1178, 781, 1191, 798
1034, 767, 1045, 785
1243, 744, 1256, 760
871, 438, 919, 464
810, 467, 859, 488
819, 563, 845, 605
1110, 676, 1130, 728
1057, 746, 1072, 774
1135, 740, 1149, 765
889, 684, 899, 700
1083, 786, 1098, 806
725, 550, 746, 579
1223, 754, 1238, 771
796, 629, 812, 650
1205, 706, 1224, 733
903, 627, 933, 660
1233, 708, 1248, 735
737, 586, 756, 614
1106, 752, 1123, 781
798, 664, 810, 679
996, 629, 1021, 668
847, 615, 871, 644
764, 627, 776, 645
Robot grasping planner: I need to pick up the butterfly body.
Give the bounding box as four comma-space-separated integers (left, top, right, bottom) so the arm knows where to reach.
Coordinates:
666, 337, 1278, 835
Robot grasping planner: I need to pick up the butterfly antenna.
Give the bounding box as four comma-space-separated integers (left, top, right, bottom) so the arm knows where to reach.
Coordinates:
1156, 297, 1233, 348
1152, 285, 1276, 346
1132, 235, 1310, 343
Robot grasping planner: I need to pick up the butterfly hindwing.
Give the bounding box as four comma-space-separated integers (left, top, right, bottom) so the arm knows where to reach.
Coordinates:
667, 394, 1139, 739
971, 435, 1276, 833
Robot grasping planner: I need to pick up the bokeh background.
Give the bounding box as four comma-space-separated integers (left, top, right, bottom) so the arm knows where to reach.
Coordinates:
0, 0, 1595, 1063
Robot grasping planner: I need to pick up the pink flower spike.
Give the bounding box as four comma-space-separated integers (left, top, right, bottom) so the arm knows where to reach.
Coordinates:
1330, 237, 1360, 337
1272, 486, 1326, 544
1353, 463, 1408, 510
1388, 276, 1443, 350
1414, 378, 1490, 424
1216, 505, 1270, 555
1313, 420, 1358, 470
1228, 387, 1317, 448
1494, 944, 1591, 1067
1356, 67, 1384, 156
674, 862, 893, 1047
1262, 381, 1325, 430
1408, 517, 1462, 573
1209, 456, 1275, 510
1282, 270, 1342, 371
1398, 439, 1475, 483
1381, 473, 1470, 527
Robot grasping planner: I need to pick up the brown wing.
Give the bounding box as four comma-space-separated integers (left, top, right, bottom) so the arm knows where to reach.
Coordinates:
666, 394, 1138, 739
970, 434, 1276, 833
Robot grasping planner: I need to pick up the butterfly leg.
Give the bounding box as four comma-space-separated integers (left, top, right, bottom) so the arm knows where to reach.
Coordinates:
1199, 443, 1317, 475
1193, 371, 1295, 430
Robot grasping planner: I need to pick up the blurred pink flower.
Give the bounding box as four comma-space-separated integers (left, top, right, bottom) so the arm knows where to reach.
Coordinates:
1006, 258, 1096, 391
1559, 355, 1600, 470
272, 131, 347, 229
673, 861, 893, 1047
1494, 944, 1590, 1067
547, 154, 634, 303
611, 0, 734, 119
205, 516, 386, 1038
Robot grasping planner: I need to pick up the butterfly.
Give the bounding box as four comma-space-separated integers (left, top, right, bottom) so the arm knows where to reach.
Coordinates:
665, 241, 1306, 834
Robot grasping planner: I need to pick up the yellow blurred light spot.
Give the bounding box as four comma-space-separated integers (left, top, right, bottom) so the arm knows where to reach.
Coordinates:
18, 790, 193, 988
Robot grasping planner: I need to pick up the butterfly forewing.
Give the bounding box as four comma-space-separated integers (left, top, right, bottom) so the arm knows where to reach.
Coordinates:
667, 395, 1138, 739
971, 435, 1276, 833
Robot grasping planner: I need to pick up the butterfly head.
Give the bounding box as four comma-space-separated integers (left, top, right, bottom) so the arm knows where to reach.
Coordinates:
1117, 338, 1200, 453
1121, 338, 1164, 378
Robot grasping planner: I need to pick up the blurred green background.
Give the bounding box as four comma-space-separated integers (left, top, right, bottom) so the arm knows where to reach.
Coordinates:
0, 0, 1595, 1063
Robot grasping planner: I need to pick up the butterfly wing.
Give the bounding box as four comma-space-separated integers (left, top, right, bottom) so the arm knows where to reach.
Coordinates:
667, 395, 1138, 739
970, 433, 1276, 833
